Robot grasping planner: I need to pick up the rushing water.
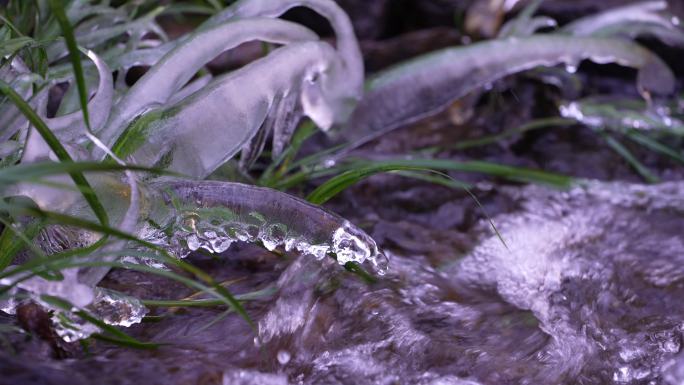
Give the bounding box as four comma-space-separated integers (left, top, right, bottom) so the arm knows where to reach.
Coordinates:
3, 180, 684, 385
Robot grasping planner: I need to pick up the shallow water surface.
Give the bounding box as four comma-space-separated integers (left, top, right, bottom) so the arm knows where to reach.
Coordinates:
4, 180, 684, 385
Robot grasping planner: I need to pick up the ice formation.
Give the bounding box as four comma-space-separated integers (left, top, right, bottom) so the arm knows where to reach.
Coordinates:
342, 35, 675, 150
145, 180, 387, 272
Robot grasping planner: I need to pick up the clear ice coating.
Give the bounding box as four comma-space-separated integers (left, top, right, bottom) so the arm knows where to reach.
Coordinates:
95, 18, 319, 153
141, 179, 388, 273
94, 0, 365, 174
341, 34, 675, 151
118, 40, 348, 179
0, 268, 94, 309
561, 1, 684, 46
559, 98, 684, 134
0, 278, 147, 343
51, 288, 148, 342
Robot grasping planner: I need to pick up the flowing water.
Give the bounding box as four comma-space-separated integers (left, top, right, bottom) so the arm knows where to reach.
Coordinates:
3, 179, 684, 385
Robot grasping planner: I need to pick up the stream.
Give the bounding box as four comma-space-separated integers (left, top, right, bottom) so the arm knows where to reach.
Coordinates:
3, 178, 684, 385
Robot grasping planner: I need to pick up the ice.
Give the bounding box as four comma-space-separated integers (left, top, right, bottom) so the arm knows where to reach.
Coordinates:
119, 41, 355, 178
561, 0, 684, 47
96, 18, 318, 153
0, 268, 94, 309
203, 0, 364, 102
277, 350, 291, 365
560, 97, 684, 135
134, 180, 387, 273
40, 50, 113, 142
222, 370, 289, 385
342, 35, 674, 150
51, 287, 148, 342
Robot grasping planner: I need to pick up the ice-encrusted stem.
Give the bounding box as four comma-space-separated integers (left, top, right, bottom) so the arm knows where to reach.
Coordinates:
116, 41, 343, 178
148, 179, 387, 272
562, 1, 671, 36
96, 18, 318, 153
561, 1, 684, 46
341, 35, 676, 149
202, 0, 364, 102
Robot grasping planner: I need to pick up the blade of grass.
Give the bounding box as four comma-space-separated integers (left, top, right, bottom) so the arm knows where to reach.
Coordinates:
0, 80, 109, 226
449, 117, 575, 151
625, 130, 684, 165
1, 246, 256, 336
0, 161, 167, 183
260, 122, 317, 185
393, 170, 472, 189
307, 158, 573, 204
307, 164, 432, 204
0, 216, 45, 271
601, 132, 659, 183
141, 286, 277, 308
47, 0, 91, 130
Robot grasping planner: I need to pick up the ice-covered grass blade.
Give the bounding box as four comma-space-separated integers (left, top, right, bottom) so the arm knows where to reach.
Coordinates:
0, 200, 255, 330
0, 80, 109, 226
342, 35, 676, 150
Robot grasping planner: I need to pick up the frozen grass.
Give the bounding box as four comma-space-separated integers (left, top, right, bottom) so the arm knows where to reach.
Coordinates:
0, 0, 682, 351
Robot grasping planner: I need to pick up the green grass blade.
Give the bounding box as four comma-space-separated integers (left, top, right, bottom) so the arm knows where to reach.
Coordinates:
0, 161, 166, 183
307, 164, 432, 204
307, 159, 573, 204
260, 122, 317, 185
141, 286, 277, 308
626, 131, 684, 165
601, 132, 659, 183
0, 80, 109, 226
0, 216, 45, 271
449, 118, 575, 151
393, 170, 472, 189
47, 0, 91, 130
0, 36, 34, 56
